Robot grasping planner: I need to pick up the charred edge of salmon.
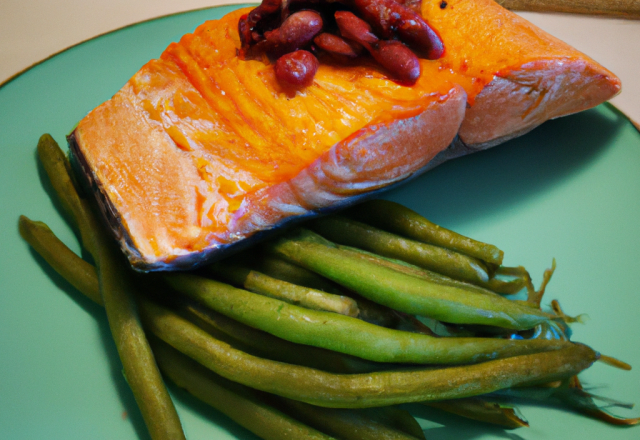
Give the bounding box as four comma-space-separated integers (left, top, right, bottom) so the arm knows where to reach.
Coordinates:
67, 130, 476, 272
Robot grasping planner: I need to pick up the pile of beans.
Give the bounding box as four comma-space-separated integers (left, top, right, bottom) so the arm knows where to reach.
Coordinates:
238, 0, 444, 88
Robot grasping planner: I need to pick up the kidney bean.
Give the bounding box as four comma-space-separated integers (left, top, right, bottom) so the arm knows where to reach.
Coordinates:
334, 11, 378, 45
280, 10, 324, 48
353, 0, 444, 59
333, 11, 419, 83
275, 50, 320, 89
259, 10, 324, 58
248, 0, 283, 26
314, 33, 363, 59
238, 15, 253, 47
369, 40, 421, 84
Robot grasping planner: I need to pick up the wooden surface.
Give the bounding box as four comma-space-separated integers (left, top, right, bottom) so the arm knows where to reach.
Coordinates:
497, 0, 640, 18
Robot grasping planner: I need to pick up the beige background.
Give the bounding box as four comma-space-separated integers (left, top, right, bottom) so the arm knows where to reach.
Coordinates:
1, 0, 638, 122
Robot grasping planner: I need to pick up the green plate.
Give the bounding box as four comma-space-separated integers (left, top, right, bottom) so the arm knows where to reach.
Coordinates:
1, 5, 638, 439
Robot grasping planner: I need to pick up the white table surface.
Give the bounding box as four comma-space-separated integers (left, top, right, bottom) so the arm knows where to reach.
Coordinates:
1, 0, 639, 123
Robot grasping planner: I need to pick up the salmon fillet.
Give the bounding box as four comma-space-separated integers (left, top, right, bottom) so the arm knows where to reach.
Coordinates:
70, 2, 619, 271
421, 0, 620, 149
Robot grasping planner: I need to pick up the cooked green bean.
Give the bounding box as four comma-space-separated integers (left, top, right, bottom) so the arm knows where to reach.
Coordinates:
253, 254, 345, 294
36, 136, 186, 440
139, 297, 598, 408
277, 399, 425, 440
421, 397, 528, 428
18, 216, 102, 305
97, 244, 187, 440
151, 338, 337, 440
311, 216, 491, 285
20, 230, 599, 412
165, 272, 568, 364
208, 263, 359, 317
250, 255, 399, 327
182, 302, 382, 374
346, 199, 504, 266
36, 134, 98, 256
335, 244, 510, 297
266, 230, 552, 330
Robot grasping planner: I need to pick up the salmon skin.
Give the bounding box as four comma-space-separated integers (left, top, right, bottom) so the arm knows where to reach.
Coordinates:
69, 2, 619, 271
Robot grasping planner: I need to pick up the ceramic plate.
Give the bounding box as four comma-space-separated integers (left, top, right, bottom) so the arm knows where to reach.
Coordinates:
1, 4, 638, 439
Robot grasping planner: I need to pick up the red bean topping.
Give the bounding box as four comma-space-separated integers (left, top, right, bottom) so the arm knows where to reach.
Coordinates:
238, 14, 253, 47
353, 0, 444, 59
248, 0, 282, 25
239, 0, 444, 88
369, 40, 421, 84
313, 33, 363, 59
334, 11, 379, 45
333, 11, 420, 84
275, 50, 320, 89
279, 11, 324, 48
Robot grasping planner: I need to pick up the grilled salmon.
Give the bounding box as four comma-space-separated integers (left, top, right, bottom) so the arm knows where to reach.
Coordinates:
69, 2, 619, 271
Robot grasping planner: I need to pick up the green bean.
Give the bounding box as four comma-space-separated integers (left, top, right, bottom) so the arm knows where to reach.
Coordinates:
151, 338, 337, 440
253, 254, 345, 294
346, 199, 504, 266
36, 134, 98, 256
165, 272, 568, 364
181, 302, 382, 374
276, 399, 425, 440
19, 204, 599, 413
420, 397, 528, 428
335, 244, 509, 297
36, 136, 186, 440
311, 216, 491, 285
266, 229, 552, 330
18, 216, 102, 305
349, 293, 401, 328
139, 297, 598, 408
287, 234, 524, 296
207, 263, 359, 317
251, 255, 399, 327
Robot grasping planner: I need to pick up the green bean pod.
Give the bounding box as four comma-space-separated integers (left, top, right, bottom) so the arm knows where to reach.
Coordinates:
19, 209, 599, 413
266, 230, 552, 330
36, 134, 98, 256
181, 302, 382, 374
249, 254, 400, 327
346, 199, 504, 265
208, 263, 359, 317
18, 216, 102, 305
335, 245, 505, 297
139, 298, 598, 408
164, 272, 568, 364
253, 254, 345, 294
311, 216, 491, 285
